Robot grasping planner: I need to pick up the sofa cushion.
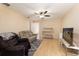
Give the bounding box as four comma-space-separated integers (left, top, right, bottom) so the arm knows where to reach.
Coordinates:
28, 31, 33, 36
0, 33, 19, 48
19, 31, 30, 38
0, 36, 3, 41
0, 32, 15, 40
7, 34, 20, 46
0, 37, 10, 49
7, 38, 17, 47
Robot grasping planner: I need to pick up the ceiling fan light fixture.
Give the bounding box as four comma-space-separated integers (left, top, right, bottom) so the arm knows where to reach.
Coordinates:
40, 15, 44, 18
45, 15, 50, 17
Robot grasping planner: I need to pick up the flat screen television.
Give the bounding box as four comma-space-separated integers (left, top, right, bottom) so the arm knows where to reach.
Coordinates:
63, 28, 73, 46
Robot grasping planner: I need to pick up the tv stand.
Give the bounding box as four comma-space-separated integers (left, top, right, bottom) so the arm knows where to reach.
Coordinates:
60, 39, 79, 56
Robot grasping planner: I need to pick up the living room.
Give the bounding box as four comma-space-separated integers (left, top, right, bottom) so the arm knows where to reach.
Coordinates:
0, 3, 79, 56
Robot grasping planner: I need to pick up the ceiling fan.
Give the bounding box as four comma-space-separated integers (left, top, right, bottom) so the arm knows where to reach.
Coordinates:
35, 10, 51, 18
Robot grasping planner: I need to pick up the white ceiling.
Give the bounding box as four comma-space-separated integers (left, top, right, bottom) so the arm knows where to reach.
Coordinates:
8, 3, 75, 20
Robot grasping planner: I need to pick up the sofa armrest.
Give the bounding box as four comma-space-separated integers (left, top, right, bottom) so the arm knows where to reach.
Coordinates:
18, 38, 31, 49
18, 38, 28, 42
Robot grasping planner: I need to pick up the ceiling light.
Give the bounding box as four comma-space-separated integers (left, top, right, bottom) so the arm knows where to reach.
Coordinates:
40, 15, 44, 18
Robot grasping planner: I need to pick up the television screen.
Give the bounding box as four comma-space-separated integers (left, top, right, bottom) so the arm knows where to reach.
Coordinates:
63, 28, 73, 46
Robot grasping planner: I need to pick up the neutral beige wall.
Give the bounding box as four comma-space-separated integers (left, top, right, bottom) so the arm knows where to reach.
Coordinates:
40, 19, 62, 40
62, 4, 79, 47
0, 5, 29, 33
0, 5, 62, 40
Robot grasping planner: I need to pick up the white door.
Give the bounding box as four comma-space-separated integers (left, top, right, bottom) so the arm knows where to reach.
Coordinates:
31, 22, 40, 39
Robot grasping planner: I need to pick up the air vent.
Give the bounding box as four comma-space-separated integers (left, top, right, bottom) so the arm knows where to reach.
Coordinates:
2, 3, 10, 6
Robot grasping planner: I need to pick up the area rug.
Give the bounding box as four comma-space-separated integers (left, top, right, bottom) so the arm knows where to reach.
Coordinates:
28, 39, 41, 56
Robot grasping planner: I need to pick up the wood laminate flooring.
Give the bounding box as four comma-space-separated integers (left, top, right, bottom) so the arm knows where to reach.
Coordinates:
33, 39, 67, 56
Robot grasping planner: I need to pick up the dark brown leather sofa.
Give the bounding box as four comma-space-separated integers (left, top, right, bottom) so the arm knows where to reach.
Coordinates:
0, 32, 31, 56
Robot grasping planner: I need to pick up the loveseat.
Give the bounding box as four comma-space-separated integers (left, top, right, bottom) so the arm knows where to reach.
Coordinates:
19, 31, 37, 42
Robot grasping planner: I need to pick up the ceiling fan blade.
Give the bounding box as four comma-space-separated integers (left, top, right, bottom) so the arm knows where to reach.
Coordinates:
40, 12, 43, 15
44, 11, 48, 14
35, 12, 38, 15
44, 15, 50, 17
